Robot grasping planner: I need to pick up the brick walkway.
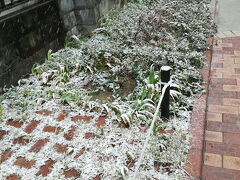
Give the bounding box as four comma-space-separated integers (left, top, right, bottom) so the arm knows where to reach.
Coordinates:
202, 37, 240, 180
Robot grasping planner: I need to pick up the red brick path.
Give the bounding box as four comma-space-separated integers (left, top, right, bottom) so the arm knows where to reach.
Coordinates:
202, 37, 240, 180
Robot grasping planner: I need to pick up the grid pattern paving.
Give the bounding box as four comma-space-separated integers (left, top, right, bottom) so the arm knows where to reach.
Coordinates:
0, 110, 105, 180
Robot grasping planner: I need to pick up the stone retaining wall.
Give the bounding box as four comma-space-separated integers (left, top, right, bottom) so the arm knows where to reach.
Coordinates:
0, 0, 65, 91
58, 0, 128, 35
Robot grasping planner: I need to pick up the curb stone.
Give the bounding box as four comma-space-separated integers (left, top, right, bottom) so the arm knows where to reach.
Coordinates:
186, 43, 213, 180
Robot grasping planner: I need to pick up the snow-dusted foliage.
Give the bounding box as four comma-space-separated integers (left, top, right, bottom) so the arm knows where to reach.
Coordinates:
0, 0, 215, 179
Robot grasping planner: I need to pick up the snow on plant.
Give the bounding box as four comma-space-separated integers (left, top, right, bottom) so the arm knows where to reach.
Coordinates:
0, 0, 215, 179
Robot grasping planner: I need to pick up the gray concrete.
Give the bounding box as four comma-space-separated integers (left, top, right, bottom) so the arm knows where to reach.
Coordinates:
216, 0, 240, 32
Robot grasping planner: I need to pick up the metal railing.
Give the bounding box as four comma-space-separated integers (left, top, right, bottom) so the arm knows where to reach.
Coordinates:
0, 0, 28, 9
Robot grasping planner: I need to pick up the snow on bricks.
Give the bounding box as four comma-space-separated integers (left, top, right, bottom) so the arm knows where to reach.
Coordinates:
28, 139, 49, 153
6, 175, 20, 180
0, 130, 7, 140
36, 109, 52, 116
0, 110, 93, 179
74, 147, 89, 159
84, 132, 100, 139
54, 144, 68, 153
92, 174, 102, 180
24, 121, 40, 134
43, 126, 60, 134
56, 112, 68, 121
13, 137, 30, 145
95, 116, 106, 127
14, 157, 36, 169
0, 150, 12, 163
0, 108, 175, 179
64, 168, 81, 178
36, 160, 55, 177
71, 115, 91, 122
64, 126, 77, 140
7, 120, 23, 128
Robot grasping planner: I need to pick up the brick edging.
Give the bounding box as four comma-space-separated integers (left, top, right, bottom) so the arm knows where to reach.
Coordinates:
186, 47, 213, 180
186, 1, 217, 179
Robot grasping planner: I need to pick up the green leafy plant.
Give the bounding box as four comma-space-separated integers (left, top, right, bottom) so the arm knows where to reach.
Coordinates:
60, 92, 76, 104
47, 49, 53, 61
64, 35, 91, 48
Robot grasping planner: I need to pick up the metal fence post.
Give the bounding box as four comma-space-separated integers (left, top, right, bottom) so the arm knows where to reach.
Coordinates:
160, 66, 171, 121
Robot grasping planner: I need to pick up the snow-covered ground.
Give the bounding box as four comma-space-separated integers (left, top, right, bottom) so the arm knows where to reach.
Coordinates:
0, 0, 215, 179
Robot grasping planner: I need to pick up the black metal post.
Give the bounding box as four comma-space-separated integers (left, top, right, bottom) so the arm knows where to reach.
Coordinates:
160, 66, 171, 121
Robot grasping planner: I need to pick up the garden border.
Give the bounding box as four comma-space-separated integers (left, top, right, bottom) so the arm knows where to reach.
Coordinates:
186, 0, 217, 179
